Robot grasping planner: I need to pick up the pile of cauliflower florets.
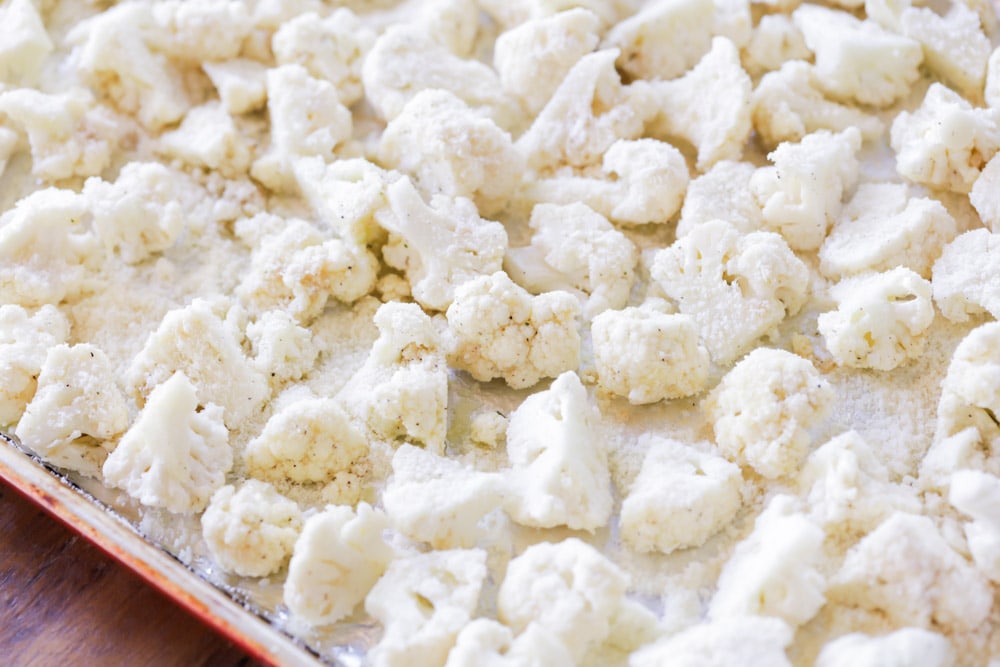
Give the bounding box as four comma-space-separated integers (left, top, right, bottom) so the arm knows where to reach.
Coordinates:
3, 0, 1000, 664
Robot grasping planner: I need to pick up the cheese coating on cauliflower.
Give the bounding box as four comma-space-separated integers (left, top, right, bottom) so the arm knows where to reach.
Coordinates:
890, 83, 1000, 194
366, 549, 487, 667
650, 220, 809, 364
16, 344, 128, 477
815, 628, 954, 667
829, 512, 992, 632
751, 127, 862, 252
201, 480, 302, 578
704, 348, 834, 478
497, 538, 629, 662
0, 0, 52, 85
949, 469, 1000, 583
676, 160, 762, 237
630, 617, 793, 667
284, 503, 394, 626
931, 229, 1000, 322
620, 438, 742, 554
934, 322, 1000, 448
0, 304, 69, 426
446, 271, 580, 389
103, 372, 231, 513
591, 308, 709, 404
504, 371, 612, 531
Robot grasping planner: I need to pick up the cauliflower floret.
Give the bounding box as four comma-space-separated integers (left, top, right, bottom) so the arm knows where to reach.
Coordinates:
493, 9, 602, 117
337, 302, 448, 452
201, 480, 302, 578
0, 87, 118, 181
751, 61, 885, 149
520, 139, 690, 227
15, 344, 128, 477
158, 103, 251, 178
919, 426, 998, 493
890, 83, 1000, 194
505, 203, 638, 318
246, 310, 318, 386
814, 628, 954, 667
828, 511, 992, 632
126, 298, 269, 428
0, 126, 17, 180
244, 395, 367, 484
987, 46, 1000, 109
750, 127, 862, 251
378, 89, 523, 217
497, 538, 629, 662
503, 371, 612, 531
251, 65, 352, 193
949, 469, 1000, 582
0, 0, 53, 84
366, 549, 488, 667
0, 187, 100, 307
704, 348, 834, 478
709, 495, 826, 627
0, 304, 69, 425
676, 160, 762, 237
480, 0, 619, 31
146, 0, 252, 64
931, 229, 1000, 322
792, 5, 922, 107
591, 308, 709, 404
235, 216, 378, 323
383, 445, 504, 548
272, 9, 374, 107
103, 372, 230, 513
630, 617, 793, 667
820, 183, 958, 280
468, 409, 508, 449
418, 0, 480, 56
743, 14, 810, 77
818, 268, 935, 371
900, 2, 991, 101
971, 153, 1000, 232
445, 619, 574, 667
602, 0, 716, 80
516, 49, 648, 171
934, 322, 1000, 447
645, 37, 752, 171
620, 437, 742, 553
202, 59, 268, 115
381, 178, 508, 312
649, 220, 810, 364
284, 503, 394, 626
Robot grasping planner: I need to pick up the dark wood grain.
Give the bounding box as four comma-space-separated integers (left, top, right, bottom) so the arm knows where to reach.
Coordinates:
0, 483, 267, 667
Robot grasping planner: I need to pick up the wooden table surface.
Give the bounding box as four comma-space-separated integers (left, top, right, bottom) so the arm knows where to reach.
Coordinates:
0, 482, 267, 667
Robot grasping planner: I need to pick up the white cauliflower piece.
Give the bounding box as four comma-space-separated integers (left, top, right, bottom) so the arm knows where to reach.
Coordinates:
987, 46, 1000, 109
820, 183, 958, 280
815, 628, 954, 667
244, 395, 367, 484
272, 9, 375, 107
520, 139, 690, 226
103, 372, 230, 513
126, 298, 269, 428
446, 619, 574, 667
15, 344, 128, 477
934, 322, 1000, 447
645, 37, 752, 171
497, 538, 629, 662
493, 9, 602, 117
649, 220, 810, 364
591, 308, 709, 404
383, 444, 504, 548
743, 14, 810, 77
480, 0, 619, 31
146, 0, 251, 63
246, 310, 317, 386
630, 617, 793, 667
378, 89, 523, 217
828, 512, 992, 632
949, 469, 1000, 582
201, 480, 302, 578
676, 160, 762, 237
621, 437, 742, 554
919, 427, 997, 493
602, 0, 715, 80
709, 495, 826, 627
251, 65, 352, 193
0, 87, 118, 181
0, 304, 69, 425
751, 61, 885, 149
468, 409, 508, 449
337, 302, 448, 452
900, 2, 992, 101
751, 127, 862, 251
516, 49, 648, 171
818, 268, 935, 371
202, 59, 268, 115
0, 126, 17, 180
284, 503, 393, 626
0, 187, 100, 307
366, 549, 488, 667
890, 83, 1000, 194
0, 0, 53, 84
931, 229, 1000, 322
158, 103, 251, 178
505, 202, 638, 318
236, 216, 378, 323
971, 153, 1000, 232
503, 371, 612, 531
418, 0, 479, 56
704, 348, 834, 478
793, 5, 922, 107
381, 178, 508, 312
